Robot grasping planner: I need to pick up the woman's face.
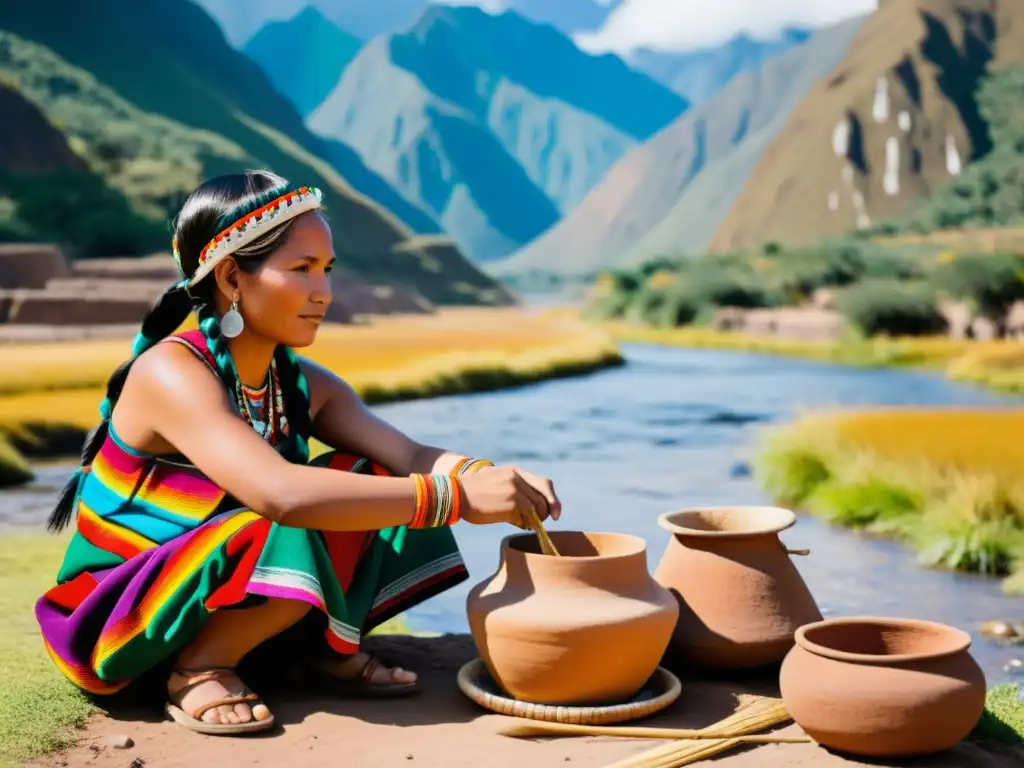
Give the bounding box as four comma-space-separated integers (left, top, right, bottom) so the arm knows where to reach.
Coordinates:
230, 212, 335, 348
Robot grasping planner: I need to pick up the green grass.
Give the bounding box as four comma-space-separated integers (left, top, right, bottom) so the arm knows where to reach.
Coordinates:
973, 685, 1024, 749
0, 534, 93, 767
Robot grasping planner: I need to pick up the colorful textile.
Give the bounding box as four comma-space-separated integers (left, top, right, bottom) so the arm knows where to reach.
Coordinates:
35, 332, 467, 696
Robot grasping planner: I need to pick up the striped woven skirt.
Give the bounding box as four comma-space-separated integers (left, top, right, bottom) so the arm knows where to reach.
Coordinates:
35, 449, 468, 696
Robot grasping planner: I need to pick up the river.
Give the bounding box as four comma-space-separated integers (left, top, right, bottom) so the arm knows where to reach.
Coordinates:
5, 344, 1024, 685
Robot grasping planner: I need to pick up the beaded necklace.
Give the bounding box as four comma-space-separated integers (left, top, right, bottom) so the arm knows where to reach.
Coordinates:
234, 359, 288, 441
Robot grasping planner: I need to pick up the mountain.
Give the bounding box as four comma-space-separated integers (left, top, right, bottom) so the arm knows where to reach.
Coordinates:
241, 6, 443, 235
710, 0, 1024, 253
243, 7, 362, 118
630, 28, 812, 103
0, 83, 88, 175
0, 0, 511, 305
492, 17, 866, 279
197, 0, 623, 48
308, 5, 688, 261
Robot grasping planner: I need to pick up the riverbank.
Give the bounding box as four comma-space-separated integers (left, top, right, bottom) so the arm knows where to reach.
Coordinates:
7, 530, 1021, 768
604, 322, 1023, 392
754, 409, 1024, 593
0, 308, 623, 485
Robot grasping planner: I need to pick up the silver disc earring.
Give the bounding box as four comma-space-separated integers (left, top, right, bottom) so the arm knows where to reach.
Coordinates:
220, 299, 245, 339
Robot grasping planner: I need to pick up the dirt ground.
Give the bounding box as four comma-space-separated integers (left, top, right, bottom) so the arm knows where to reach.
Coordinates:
33, 635, 1022, 768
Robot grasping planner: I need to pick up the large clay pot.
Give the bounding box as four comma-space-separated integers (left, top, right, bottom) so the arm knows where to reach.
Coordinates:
780, 617, 987, 757
466, 530, 679, 705
654, 506, 822, 669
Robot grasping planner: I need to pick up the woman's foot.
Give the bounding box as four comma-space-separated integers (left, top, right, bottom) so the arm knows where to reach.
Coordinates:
322, 652, 418, 687
168, 666, 273, 726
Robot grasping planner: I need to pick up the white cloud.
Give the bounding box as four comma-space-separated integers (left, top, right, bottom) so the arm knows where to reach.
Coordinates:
575, 0, 879, 54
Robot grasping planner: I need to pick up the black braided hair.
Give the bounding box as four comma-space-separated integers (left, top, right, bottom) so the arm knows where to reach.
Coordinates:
46, 170, 319, 531
46, 281, 196, 531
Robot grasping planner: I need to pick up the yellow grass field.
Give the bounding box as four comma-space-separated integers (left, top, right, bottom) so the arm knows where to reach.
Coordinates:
0, 307, 621, 430
755, 407, 1024, 591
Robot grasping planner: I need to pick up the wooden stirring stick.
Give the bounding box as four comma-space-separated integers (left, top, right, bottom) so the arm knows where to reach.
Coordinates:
523, 505, 560, 556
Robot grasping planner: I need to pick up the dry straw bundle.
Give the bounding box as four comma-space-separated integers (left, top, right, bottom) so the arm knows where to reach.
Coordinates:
523, 505, 560, 556
600, 695, 795, 768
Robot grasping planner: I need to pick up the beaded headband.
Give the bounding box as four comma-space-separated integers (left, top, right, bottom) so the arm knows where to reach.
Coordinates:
176, 185, 323, 287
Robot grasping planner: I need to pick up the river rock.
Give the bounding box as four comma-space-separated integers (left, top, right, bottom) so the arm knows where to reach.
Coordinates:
980, 619, 1024, 643
106, 734, 134, 749
1007, 301, 1024, 339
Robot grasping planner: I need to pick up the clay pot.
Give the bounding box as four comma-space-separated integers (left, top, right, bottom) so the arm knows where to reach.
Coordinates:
780, 617, 987, 757
466, 530, 679, 705
654, 506, 822, 669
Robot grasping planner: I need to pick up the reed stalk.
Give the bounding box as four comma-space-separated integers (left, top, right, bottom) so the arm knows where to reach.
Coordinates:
600, 696, 793, 768
522, 506, 561, 556
499, 720, 807, 743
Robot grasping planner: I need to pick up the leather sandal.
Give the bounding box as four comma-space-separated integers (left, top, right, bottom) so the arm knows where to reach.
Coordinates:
306, 654, 420, 699
164, 665, 275, 735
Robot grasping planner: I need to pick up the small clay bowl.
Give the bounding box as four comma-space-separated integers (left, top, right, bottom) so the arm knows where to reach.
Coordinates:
779, 616, 987, 757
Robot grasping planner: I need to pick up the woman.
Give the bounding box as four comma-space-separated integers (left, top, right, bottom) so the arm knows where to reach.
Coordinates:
35, 170, 561, 736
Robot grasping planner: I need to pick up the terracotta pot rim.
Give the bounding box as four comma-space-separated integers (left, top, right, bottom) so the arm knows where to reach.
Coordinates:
502, 530, 647, 562
794, 616, 972, 665
657, 506, 796, 538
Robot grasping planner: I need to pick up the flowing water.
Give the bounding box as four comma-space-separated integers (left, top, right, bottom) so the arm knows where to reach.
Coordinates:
5, 344, 1024, 684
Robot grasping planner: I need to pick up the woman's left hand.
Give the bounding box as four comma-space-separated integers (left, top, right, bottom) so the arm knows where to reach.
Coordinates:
509, 467, 562, 524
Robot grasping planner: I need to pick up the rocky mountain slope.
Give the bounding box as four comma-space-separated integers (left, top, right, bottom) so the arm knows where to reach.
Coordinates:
0, 0, 511, 306
492, 17, 867, 279
0, 83, 87, 175
710, 0, 1024, 252
629, 28, 812, 103
308, 5, 687, 262
243, 7, 362, 118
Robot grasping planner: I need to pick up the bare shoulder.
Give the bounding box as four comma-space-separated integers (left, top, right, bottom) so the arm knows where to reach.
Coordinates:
126, 340, 229, 408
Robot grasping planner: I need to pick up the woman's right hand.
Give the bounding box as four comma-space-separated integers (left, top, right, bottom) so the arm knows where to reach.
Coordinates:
458, 465, 557, 527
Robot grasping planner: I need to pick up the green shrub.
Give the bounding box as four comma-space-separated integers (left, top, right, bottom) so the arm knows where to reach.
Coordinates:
772, 246, 863, 297
837, 279, 947, 337
625, 282, 701, 327
930, 252, 1024, 333
654, 285, 701, 327
683, 267, 778, 308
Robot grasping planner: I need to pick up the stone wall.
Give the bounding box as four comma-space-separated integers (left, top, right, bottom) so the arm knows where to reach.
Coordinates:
0, 244, 71, 289
0, 249, 437, 328
72, 255, 180, 282
0, 289, 152, 325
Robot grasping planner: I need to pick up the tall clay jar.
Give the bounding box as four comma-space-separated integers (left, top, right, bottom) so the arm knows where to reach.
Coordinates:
467, 531, 679, 705
654, 506, 822, 669
780, 617, 987, 757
